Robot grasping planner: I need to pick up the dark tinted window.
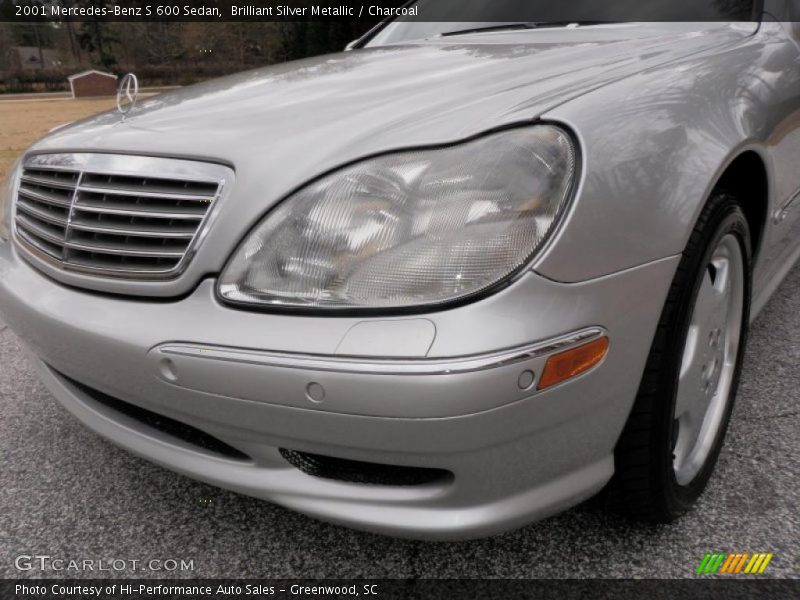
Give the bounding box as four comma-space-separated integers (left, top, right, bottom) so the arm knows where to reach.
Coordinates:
367, 0, 757, 46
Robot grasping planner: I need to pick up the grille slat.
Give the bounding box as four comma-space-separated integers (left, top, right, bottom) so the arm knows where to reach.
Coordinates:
69, 220, 196, 239
79, 184, 216, 202
81, 173, 218, 197
65, 239, 187, 258
21, 173, 79, 190
67, 253, 181, 273
16, 226, 63, 259
15, 199, 70, 226
15, 214, 67, 245
71, 203, 207, 220
13, 162, 221, 279
18, 185, 74, 208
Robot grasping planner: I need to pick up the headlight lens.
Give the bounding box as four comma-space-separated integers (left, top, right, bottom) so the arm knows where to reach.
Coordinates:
219, 126, 576, 310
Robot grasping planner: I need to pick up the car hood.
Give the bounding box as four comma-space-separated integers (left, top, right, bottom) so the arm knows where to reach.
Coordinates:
31, 23, 751, 203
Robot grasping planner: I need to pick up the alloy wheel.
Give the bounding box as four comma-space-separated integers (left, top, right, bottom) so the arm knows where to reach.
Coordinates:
672, 233, 745, 485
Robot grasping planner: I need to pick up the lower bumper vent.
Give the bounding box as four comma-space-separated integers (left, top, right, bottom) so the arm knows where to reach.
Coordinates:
279, 448, 450, 487
53, 369, 250, 461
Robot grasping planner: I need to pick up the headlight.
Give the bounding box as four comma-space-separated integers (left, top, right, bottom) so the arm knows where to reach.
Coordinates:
0, 159, 21, 242
219, 125, 576, 310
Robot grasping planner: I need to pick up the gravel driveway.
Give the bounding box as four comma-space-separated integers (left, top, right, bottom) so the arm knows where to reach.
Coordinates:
1, 264, 798, 579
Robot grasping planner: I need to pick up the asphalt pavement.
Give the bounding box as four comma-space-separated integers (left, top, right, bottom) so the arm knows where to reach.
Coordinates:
1, 264, 798, 580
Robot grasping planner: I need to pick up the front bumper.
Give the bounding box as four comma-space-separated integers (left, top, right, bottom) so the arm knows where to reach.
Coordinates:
0, 238, 679, 539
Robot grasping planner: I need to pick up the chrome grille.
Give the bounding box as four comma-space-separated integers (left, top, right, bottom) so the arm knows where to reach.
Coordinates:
13, 158, 222, 279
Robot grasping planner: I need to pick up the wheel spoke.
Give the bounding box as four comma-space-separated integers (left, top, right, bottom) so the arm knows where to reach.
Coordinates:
677, 323, 707, 417
711, 255, 731, 325
693, 268, 720, 331
712, 255, 731, 297
679, 325, 700, 380
675, 370, 706, 419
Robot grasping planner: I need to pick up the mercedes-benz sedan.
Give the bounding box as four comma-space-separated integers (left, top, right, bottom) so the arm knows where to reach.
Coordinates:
1, 4, 799, 539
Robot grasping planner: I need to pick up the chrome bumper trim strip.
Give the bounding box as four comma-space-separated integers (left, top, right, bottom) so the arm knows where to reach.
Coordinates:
157, 327, 606, 376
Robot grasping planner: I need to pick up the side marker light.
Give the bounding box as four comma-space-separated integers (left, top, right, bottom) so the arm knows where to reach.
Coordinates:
538, 336, 610, 390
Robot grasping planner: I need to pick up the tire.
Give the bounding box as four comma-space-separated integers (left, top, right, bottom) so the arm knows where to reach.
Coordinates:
608, 192, 752, 521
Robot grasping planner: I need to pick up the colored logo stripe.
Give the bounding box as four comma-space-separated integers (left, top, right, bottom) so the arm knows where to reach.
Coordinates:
697, 553, 726, 574
719, 553, 739, 573
745, 553, 774, 574
697, 553, 773, 575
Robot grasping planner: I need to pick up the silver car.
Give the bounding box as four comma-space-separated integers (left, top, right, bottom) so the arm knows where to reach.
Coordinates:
1, 6, 800, 540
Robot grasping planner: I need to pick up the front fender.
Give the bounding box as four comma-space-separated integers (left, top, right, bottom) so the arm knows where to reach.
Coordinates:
534, 21, 798, 283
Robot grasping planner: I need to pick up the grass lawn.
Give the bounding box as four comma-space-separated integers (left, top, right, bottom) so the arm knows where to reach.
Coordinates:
0, 98, 116, 181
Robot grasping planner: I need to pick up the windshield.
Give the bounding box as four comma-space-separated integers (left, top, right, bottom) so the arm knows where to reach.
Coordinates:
365, 0, 758, 46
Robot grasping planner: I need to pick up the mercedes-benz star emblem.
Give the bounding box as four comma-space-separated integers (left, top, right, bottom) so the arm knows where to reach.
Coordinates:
116, 73, 139, 116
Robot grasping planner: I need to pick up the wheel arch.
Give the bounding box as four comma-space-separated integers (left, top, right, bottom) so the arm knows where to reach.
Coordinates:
705, 148, 770, 264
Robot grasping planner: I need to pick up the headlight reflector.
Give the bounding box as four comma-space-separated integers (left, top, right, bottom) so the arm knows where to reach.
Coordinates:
219, 126, 576, 310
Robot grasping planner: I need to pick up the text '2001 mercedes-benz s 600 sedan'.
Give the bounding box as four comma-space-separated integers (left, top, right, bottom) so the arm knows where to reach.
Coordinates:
2, 1, 800, 540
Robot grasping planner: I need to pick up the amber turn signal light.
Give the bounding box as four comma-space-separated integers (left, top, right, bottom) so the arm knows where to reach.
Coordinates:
537, 336, 609, 390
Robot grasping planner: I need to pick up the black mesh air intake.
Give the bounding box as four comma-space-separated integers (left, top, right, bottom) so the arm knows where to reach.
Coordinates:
280, 448, 451, 486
